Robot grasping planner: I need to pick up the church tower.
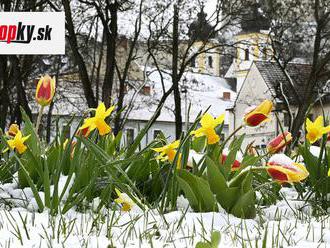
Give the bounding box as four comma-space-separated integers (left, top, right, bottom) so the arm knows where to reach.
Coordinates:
226, 2, 272, 91
188, 7, 221, 77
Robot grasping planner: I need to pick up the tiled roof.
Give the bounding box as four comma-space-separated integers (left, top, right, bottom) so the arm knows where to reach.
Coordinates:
254, 61, 313, 105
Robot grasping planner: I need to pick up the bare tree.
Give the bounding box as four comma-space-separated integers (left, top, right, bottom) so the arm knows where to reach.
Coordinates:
264, 0, 330, 143
145, 0, 246, 138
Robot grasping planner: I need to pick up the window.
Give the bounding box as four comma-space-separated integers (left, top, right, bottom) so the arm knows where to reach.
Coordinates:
244, 48, 249, 60
126, 128, 134, 145
191, 56, 196, 67
153, 129, 162, 139
208, 56, 213, 68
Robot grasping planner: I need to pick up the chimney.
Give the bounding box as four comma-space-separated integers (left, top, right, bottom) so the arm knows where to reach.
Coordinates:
142, 85, 151, 95
223, 91, 231, 100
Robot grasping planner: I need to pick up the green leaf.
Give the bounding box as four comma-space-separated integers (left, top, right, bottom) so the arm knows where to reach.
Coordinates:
13, 154, 44, 212
21, 107, 40, 155
177, 176, 199, 210
192, 136, 206, 153
206, 156, 227, 191
230, 189, 256, 219
178, 170, 217, 212
220, 134, 245, 179
195, 242, 211, 248
206, 156, 238, 211
210, 231, 221, 247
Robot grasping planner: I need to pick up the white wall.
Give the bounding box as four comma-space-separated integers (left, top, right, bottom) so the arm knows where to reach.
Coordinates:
230, 63, 281, 148
123, 120, 229, 149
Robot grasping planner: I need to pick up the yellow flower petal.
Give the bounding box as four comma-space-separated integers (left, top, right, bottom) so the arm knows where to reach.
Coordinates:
215, 113, 225, 126
200, 113, 215, 128
254, 100, 273, 115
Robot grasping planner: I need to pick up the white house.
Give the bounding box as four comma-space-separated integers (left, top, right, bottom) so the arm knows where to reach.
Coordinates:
228, 61, 329, 148
122, 69, 236, 146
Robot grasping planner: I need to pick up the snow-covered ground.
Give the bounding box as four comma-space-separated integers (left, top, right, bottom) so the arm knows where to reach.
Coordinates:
0, 182, 329, 248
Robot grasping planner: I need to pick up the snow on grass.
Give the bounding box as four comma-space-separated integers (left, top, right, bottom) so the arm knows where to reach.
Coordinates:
0, 186, 329, 247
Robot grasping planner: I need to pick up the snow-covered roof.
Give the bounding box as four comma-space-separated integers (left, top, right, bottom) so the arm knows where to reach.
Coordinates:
125, 68, 236, 124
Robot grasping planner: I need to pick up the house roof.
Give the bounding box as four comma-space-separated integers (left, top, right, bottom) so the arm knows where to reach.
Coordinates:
254, 61, 312, 105
254, 61, 330, 106
126, 68, 236, 124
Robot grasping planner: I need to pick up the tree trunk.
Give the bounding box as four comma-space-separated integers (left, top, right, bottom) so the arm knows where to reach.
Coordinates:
102, 3, 118, 108
62, 0, 97, 108
0, 56, 9, 130
10, 56, 32, 124
113, 77, 125, 135
290, 103, 310, 146
172, 4, 182, 139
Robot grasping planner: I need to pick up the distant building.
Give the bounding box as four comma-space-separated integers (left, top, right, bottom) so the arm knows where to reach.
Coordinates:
225, 2, 272, 91
27, 8, 236, 146
228, 61, 329, 148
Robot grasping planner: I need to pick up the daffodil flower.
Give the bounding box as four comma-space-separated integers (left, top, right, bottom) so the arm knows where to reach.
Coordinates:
6, 130, 30, 154
306, 116, 330, 144
79, 102, 115, 136
114, 188, 135, 212
191, 113, 225, 144
152, 140, 180, 162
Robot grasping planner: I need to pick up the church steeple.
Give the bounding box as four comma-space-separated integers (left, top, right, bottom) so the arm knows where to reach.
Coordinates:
225, 1, 272, 91
241, 2, 270, 33
188, 6, 216, 41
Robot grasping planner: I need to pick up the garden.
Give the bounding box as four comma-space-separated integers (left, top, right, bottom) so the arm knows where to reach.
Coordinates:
0, 75, 330, 247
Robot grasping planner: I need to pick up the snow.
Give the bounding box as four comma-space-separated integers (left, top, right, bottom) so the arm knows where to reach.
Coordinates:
268, 154, 294, 167
0, 182, 329, 247
126, 69, 236, 124
310, 145, 322, 158
222, 147, 243, 162
187, 150, 204, 167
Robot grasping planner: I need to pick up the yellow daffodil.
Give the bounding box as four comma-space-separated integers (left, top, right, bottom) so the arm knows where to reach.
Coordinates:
6, 123, 19, 137
114, 188, 135, 212
79, 102, 115, 136
152, 140, 180, 162
7, 130, 30, 154
328, 168, 330, 177
191, 113, 225, 144
35, 74, 56, 106
244, 100, 273, 127
306, 116, 330, 144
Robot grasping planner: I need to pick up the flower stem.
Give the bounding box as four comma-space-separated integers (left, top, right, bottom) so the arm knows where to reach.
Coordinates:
228, 166, 266, 187
35, 105, 45, 135
222, 125, 244, 146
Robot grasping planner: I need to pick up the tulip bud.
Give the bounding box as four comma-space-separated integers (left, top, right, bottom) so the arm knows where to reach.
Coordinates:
6, 123, 19, 137
220, 148, 242, 171
35, 75, 56, 106
76, 126, 91, 137
244, 100, 273, 127
267, 154, 309, 184
267, 131, 292, 154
